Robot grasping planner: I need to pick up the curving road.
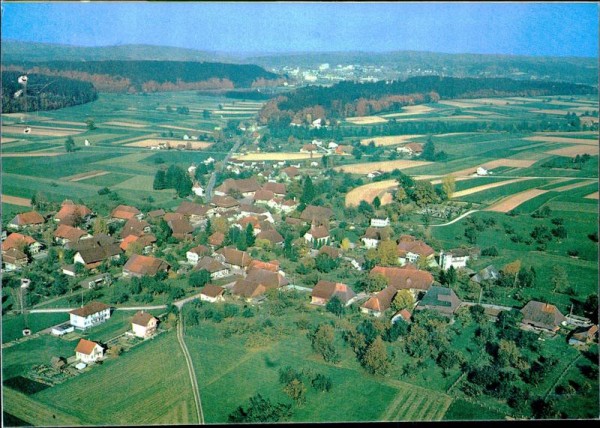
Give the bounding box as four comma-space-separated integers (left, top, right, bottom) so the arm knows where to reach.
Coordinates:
429, 209, 480, 227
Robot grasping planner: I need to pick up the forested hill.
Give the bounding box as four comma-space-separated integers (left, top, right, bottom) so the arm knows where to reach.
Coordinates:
1, 71, 98, 114
3, 61, 283, 92
259, 76, 597, 123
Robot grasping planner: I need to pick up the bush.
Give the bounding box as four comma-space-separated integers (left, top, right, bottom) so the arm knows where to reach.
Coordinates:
482, 246, 499, 256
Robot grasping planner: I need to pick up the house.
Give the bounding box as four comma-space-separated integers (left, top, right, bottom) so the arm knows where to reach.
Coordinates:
397, 143, 423, 156
439, 248, 479, 270
194, 257, 230, 279
304, 224, 330, 246
2, 248, 28, 271
73, 234, 122, 269
131, 311, 158, 339
520, 301, 567, 332
147, 209, 166, 220
300, 143, 318, 153
254, 189, 276, 204
7, 211, 45, 230
55, 201, 92, 226
300, 205, 333, 224
415, 286, 462, 316
75, 338, 104, 363
263, 182, 286, 196
280, 166, 301, 180
176, 201, 210, 222
208, 231, 225, 247
70, 301, 111, 329
569, 325, 598, 346
256, 229, 284, 246
120, 218, 151, 239
164, 212, 185, 223
476, 167, 489, 176
54, 224, 91, 245
396, 236, 436, 266
370, 217, 390, 228
79, 273, 111, 289
216, 247, 252, 272
123, 254, 170, 278
2, 232, 43, 255
111, 205, 142, 221
168, 218, 194, 240
211, 195, 239, 210
335, 145, 353, 155
311, 280, 356, 306
248, 259, 280, 273
200, 284, 225, 303
370, 266, 434, 297
367, 170, 384, 179
361, 227, 387, 249
391, 309, 412, 324
214, 177, 261, 197
119, 234, 156, 254
246, 268, 288, 288
186, 245, 211, 264
471, 265, 500, 284
360, 286, 398, 317
318, 245, 340, 259
231, 269, 288, 301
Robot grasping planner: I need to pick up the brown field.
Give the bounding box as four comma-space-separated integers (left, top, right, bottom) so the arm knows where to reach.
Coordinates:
125, 139, 212, 149
0, 137, 20, 144
345, 179, 398, 207
234, 152, 322, 161
546, 145, 599, 157
381, 105, 435, 117
1, 125, 84, 137
448, 159, 537, 177
63, 170, 110, 182
103, 121, 148, 128
452, 178, 535, 198
345, 116, 388, 125
2, 152, 64, 157
486, 189, 548, 213
584, 191, 599, 200
334, 159, 432, 175
551, 180, 598, 193
2, 195, 32, 207
360, 134, 423, 146
525, 135, 598, 146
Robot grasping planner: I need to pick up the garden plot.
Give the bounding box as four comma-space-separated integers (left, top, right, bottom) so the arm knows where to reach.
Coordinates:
360, 134, 423, 146
334, 159, 432, 175
485, 189, 548, 212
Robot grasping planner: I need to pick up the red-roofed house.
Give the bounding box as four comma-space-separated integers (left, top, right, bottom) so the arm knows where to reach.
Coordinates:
370, 266, 434, 297
360, 286, 398, 317
311, 280, 356, 306
8, 211, 45, 230
54, 224, 91, 246
55, 201, 92, 226
75, 339, 104, 363
200, 284, 225, 303
304, 225, 330, 246
123, 254, 170, 278
2, 232, 42, 254
111, 205, 142, 221
396, 236, 436, 266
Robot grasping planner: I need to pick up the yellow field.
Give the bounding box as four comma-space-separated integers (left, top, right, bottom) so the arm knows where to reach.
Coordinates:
452, 178, 535, 198
125, 139, 212, 149
345, 116, 388, 125
2, 195, 32, 207
360, 134, 423, 146
546, 145, 599, 157
584, 191, 599, 200
345, 179, 398, 207
234, 152, 322, 161
437, 100, 480, 108
334, 159, 432, 174
1, 125, 84, 137
525, 135, 598, 146
381, 105, 435, 117
486, 189, 548, 213
103, 121, 149, 128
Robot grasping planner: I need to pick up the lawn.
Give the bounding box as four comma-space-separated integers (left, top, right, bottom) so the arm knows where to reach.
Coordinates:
2, 312, 70, 344
33, 331, 198, 425
443, 399, 507, 421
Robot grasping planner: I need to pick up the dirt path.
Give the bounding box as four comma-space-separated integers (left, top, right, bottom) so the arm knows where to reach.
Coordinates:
430, 210, 480, 227
177, 313, 204, 424
2, 194, 32, 206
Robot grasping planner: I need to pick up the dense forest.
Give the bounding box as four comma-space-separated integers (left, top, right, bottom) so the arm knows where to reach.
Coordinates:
259, 76, 596, 124
3, 61, 281, 92
1, 71, 98, 113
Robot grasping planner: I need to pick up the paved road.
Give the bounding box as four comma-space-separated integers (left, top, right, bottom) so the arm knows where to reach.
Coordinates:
205, 137, 245, 202
177, 312, 204, 424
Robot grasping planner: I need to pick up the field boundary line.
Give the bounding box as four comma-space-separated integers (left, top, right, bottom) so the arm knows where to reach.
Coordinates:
177, 314, 204, 424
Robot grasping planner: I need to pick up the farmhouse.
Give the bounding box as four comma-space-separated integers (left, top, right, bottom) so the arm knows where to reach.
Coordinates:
123, 254, 170, 278
216, 247, 252, 272
256, 229, 284, 246
231, 279, 268, 301
111, 205, 142, 221
300, 143, 318, 153
370, 217, 390, 228
119, 234, 156, 254
397, 143, 423, 156
248, 259, 280, 273
569, 325, 598, 346
415, 286, 462, 316
131, 311, 158, 339
304, 224, 330, 246
194, 256, 230, 279
362, 227, 389, 249
215, 177, 261, 197
75, 339, 104, 363
520, 301, 567, 332
168, 218, 194, 240
396, 235, 436, 266
7, 211, 45, 230
2, 248, 29, 271
200, 284, 225, 303
318, 245, 340, 259
55, 201, 93, 226
263, 182, 286, 196
73, 234, 122, 269
280, 166, 301, 180
208, 231, 225, 247
370, 266, 434, 297
311, 280, 356, 306
147, 209, 166, 220
360, 286, 398, 317
2, 232, 43, 254
54, 224, 91, 245
246, 268, 288, 288
176, 201, 210, 222
254, 189, 276, 204
70, 301, 111, 329
211, 195, 240, 210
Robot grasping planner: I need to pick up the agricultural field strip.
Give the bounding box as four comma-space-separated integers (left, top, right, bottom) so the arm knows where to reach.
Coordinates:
451, 177, 536, 198
178, 320, 204, 424
2, 388, 89, 426
545, 145, 599, 157
524, 136, 598, 146
584, 191, 599, 199
1, 152, 65, 157
382, 379, 453, 421
102, 121, 149, 128
485, 188, 548, 212
334, 160, 432, 174
61, 170, 110, 182
360, 134, 424, 146
550, 179, 598, 193
1, 194, 33, 206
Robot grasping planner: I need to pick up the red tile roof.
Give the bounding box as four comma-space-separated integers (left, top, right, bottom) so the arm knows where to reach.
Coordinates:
201, 284, 225, 298
111, 205, 141, 220
397, 240, 435, 258
123, 254, 169, 276
55, 203, 92, 224
370, 266, 434, 291
54, 224, 88, 242
312, 280, 355, 304
361, 286, 397, 312
2, 232, 37, 251
75, 338, 101, 355
263, 182, 286, 195
11, 211, 45, 226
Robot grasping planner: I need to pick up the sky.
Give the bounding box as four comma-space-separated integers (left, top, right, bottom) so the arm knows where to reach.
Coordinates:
1, 2, 598, 57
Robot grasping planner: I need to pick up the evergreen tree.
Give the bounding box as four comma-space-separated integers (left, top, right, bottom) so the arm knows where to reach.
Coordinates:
153, 169, 167, 190
245, 223, 256, 247
421, 137, 436, 161
300, 176, 315, 204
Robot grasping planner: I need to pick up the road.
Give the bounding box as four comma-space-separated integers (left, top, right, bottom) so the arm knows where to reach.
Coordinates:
205, 137, 245, 202
177, 312, 205, 424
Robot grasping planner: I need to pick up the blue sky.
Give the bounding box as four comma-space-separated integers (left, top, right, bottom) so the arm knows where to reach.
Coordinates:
1, 2, 598, 57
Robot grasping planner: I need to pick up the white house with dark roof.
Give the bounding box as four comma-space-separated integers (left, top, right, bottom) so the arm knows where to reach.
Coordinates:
69, 301, 111, 329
